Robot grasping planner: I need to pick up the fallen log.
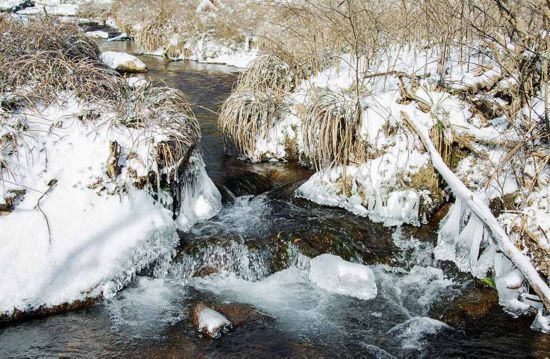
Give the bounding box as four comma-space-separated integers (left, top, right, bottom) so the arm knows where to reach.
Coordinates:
402, 111, 550, 311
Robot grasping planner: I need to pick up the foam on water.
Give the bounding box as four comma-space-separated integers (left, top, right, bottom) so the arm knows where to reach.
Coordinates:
106, 277, 186, 338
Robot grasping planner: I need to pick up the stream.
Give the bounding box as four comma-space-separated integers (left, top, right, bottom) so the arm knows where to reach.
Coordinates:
0, 39, 548, 358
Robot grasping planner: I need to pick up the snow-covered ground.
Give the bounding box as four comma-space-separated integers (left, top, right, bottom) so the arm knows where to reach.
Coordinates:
217, 43, 549, 329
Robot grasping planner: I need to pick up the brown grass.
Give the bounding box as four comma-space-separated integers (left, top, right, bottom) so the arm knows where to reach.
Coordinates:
218, 89, 287, 159
301, 88, 365, 169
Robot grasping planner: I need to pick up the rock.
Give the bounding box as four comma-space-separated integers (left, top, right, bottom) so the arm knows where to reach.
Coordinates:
0, 189, 26, 215
191, 303, 232, 338
212, 303, 270, 327
85, 30, 109, 39
439, 284, 499, 328
99, 51, 147, 73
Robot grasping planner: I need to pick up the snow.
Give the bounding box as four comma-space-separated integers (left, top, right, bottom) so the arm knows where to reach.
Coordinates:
0, 0, 29, 12
17, 3, 78, 16
309, 254, 377, 300
100, 51, 147, 72
196, 306, 231, 337
0, 99, 178, 314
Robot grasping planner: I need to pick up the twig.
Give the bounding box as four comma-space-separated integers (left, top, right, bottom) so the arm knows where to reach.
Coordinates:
34, 178, 58, 245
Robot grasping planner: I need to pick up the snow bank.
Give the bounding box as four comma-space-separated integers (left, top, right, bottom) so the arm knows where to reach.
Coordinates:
100, 51, 147, 72
0, 99, 178, 314
309, 254, 377, 300
0, 93, 220, 316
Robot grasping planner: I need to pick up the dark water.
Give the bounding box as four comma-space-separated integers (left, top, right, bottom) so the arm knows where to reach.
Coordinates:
0, 40, 548, 358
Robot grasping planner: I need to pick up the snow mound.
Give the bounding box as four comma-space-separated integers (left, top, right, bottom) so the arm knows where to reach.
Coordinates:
309, 254, 377, 300
100, 51, 147, 73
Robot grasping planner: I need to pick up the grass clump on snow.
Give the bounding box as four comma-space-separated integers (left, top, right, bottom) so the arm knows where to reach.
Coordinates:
302, 88, 365, 169
0, 15, 202, 194
218, 54, 299, 160
218, 89, 287, 160
0, 16, 121, 106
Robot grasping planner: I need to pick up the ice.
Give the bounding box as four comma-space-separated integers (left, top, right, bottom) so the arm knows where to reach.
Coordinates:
531, 309, 550, 334
100, 51, 147, 72
174, 156, 222, 231
309, 254, 377, 300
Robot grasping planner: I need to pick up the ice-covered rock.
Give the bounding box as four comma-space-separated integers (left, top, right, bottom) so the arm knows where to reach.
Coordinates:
100, 51, 147, 73
309, 254, 377, 300
191, 303, 232, 338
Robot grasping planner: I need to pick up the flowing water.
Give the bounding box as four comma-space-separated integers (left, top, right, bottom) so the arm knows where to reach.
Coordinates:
0, 39, 548, 358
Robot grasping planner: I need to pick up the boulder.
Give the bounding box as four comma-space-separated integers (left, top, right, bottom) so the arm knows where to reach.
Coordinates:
100, 51, 147, 73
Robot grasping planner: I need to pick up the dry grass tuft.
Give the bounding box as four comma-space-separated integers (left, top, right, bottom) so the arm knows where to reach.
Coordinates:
218, 89, 287, 159
0, 16, 100, 61
236, 54, 298, 94
301, 88, 365, 169
112, 84, 201, 177
0, 16, 119, 106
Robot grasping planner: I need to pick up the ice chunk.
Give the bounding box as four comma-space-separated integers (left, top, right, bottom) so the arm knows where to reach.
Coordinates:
531, 309, 550, 334
309, 254, 377, 300
100, 51, 147, 73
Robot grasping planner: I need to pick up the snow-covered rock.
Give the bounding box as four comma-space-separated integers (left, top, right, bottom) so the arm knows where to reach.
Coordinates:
85, 30, 109, 39
100, 51, 147, 73
309, 254, 377, 300
191, 303, 232, 338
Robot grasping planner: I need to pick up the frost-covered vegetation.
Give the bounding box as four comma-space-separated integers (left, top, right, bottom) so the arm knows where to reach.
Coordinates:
0, 16, 221, 318
217, 0, 550, 331
107, 0, 267, 66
